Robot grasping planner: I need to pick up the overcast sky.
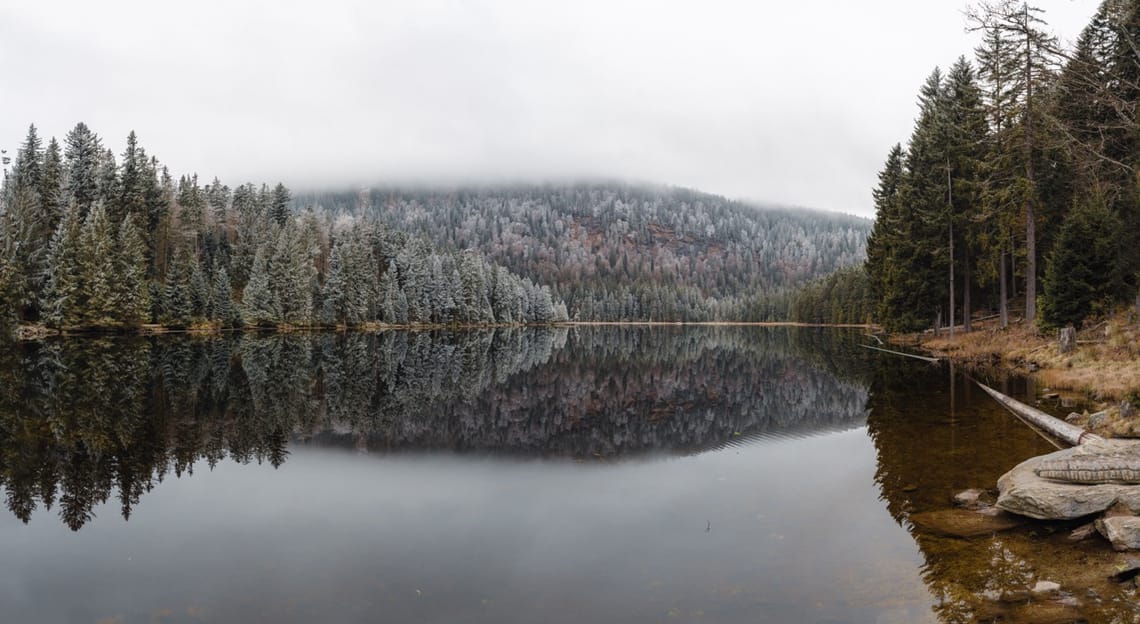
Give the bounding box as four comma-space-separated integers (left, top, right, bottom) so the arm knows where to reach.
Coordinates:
1, 0, 1099, 217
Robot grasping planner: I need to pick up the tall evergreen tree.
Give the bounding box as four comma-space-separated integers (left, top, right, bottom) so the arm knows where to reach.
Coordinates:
78, 204, 118, 326
115, 217, 151, 326
968, 0, 1062, 323
42, 207, 83, 327
210, 266, 240, 328
865, 144, 905, 326
117, 130, 149, 225
1040, 199, 1126, 327
270, 182, 291, 226
242, 244, 278, 326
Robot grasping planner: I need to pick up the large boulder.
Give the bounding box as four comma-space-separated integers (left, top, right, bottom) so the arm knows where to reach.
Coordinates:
997, 442, 1140, 520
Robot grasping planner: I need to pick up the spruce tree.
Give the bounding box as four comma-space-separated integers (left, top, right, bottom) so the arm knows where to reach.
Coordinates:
115, 216, 151, 326
242, 244, 278, 326
1040, 200, 1126, 328
210, 266, 240, 328
117, 131, 149, 224
968, 0, 1062, 323
162, 251, 193, 327
189, 259, 210, 320
270, 182, 291, 226
78, 204, 118, 327
865, 144, 904, 325
62, 123, 101, 220
42, 207, 84, 327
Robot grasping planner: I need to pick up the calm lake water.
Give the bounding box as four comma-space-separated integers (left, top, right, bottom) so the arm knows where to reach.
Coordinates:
0, 327, 1128, 622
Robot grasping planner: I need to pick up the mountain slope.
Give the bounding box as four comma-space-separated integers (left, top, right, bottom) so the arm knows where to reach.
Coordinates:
297, 183, 870, 321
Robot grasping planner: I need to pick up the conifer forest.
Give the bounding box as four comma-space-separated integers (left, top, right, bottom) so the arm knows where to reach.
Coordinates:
0, 124, 871, 338
865, 0, 1140, 332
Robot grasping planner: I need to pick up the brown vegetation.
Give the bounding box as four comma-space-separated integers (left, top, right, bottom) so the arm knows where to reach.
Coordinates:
911, 309, 1140, 436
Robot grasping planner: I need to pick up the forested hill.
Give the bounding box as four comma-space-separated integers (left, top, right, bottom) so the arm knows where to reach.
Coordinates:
295, 184, 871, 321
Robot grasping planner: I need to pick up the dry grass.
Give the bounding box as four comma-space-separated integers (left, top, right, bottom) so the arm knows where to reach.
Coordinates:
910, 309, 1140, 404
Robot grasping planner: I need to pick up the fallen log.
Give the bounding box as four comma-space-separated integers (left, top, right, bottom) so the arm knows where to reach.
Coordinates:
859, 344, 940, 363
975, 381, 1102, 447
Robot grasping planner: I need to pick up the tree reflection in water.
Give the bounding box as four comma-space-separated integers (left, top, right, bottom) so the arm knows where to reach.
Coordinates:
0, 326, 871, 530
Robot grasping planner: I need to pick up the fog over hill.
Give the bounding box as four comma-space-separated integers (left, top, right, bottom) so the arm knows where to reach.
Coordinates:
296, 183, 871, 321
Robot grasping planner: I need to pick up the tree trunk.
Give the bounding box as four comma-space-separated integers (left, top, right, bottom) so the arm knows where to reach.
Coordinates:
963, 250, 972, 333
948, 161, 955, 339
1023, 6, 1037, 324
1000, 245, 1009, 328
949, 217, 956, 339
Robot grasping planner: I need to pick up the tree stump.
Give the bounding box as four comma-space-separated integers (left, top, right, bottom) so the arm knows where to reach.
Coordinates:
1059, 325, 1076, 354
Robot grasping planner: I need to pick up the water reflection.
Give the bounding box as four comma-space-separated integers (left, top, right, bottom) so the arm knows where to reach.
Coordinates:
866, 357, 1140, 623
0, 327, 872, 530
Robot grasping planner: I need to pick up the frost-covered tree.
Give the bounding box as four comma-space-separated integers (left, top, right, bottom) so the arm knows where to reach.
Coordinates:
115, 217, 151, 326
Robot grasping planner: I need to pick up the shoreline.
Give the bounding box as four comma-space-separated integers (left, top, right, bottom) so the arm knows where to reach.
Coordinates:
906, 311, 1140, 438
14, 320, 876, 341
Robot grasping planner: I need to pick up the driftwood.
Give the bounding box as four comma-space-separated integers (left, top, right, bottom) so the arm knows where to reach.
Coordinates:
975, 381, 1102, 448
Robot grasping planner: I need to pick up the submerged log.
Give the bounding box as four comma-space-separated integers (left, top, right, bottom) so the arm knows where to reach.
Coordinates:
975, 382, 1102, 447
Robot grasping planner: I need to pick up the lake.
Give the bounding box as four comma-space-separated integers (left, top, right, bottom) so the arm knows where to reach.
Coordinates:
0, 327, 1130, 622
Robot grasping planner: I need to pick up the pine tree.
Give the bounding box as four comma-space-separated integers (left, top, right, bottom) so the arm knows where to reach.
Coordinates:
944, 56, 989, 332
189, 259, 210, 321
0, 210, 21, 340
865, 144, 904, 326
63, 123, 102, 221
270, 182, 291, 226
968, 0, 1062, 323
242, 244, 278, 326
96, 149, 120, 212
117, 131, 149, 225
1040, 199, 1126, 327
162, 250, 193, 327
115, 217, 151, 326
78, 204, 118, 327
39, 138, 64, 238
320, 240, 348, 325
42, 207, 84, 327
210, 266, 240, 328
891, 68, 951, 332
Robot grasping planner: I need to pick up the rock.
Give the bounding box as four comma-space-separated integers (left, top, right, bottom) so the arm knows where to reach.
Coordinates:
1032, 580, 1061, 594
1108, 557, 1140, 582
909, 508, 1025, 538
997, 442, 1140, 520
1104, 501, 1135, 518
953, 488, 993, 510
1096, 516, 1140, 551
1068, 522, 1098, 542
1088, 410, 1110, 429
1065, 412, 1083, 423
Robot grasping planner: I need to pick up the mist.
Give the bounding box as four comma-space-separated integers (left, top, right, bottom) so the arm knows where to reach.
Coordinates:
1, 0, 1099, 217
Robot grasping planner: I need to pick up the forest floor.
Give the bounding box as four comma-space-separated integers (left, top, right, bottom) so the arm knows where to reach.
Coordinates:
905, 308, 1140, 437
